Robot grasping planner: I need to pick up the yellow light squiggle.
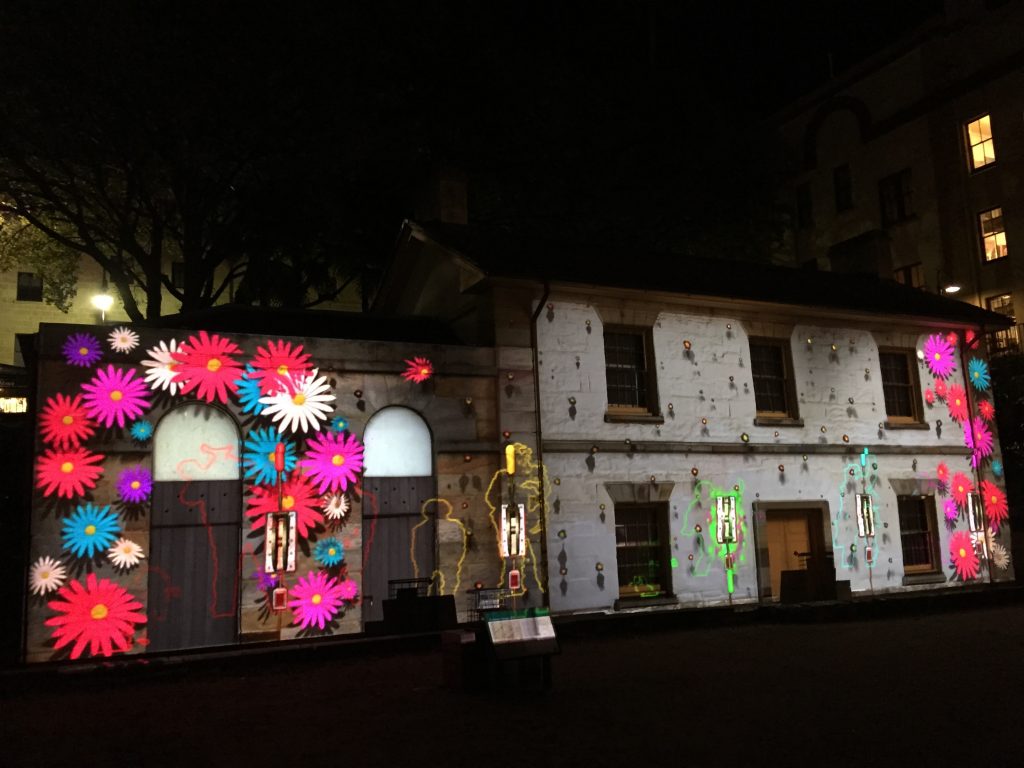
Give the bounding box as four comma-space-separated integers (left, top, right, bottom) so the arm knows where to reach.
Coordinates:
410, 498, 469, 597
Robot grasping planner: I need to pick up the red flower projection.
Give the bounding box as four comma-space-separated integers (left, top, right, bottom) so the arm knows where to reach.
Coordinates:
946, 384, 968, 423
977, 399, 995, 422
45, 573, 147, 659
251, 340, 312, 395
924, 389, 934, 405
401, 357, 434, 383
36, 447, 105, 499
936, 462, 949, 484
245, 475, 323, 538
172, 331, 243, 404
949, 530, 980, 581
39, 393, 96, 449
950, 472, 974, 509
980, 480, 1008, 530
933, 378, 947, 400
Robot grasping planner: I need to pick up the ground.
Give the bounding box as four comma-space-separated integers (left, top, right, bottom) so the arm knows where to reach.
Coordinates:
4, 595, 1023, 766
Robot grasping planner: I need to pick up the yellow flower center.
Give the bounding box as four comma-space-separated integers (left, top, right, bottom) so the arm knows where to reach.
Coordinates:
956, 398, 961, 406
79, 346, 89, 356
41, 571, 49, 579
311, 594, 322, 605
277, 364, 289, 375
332, 454, 345, 466
292, 393, 306, 406
420, 368, 430, 376
130, 480, 141, 490
168, 362, 178, 371
933, 353, 941, 361
110, 390, 123, 402
268, 452, 277, 464
207, 358, 222, 372
60, 462, 74, 473
959, 548, 967, 558
85, 524, 96, 535
122, 545, 132, 554
61, 415, 74, 425
992, 496, 998, 503
328, 548, 336, 556
282, 495, 295, 510
91, 603, 109, 620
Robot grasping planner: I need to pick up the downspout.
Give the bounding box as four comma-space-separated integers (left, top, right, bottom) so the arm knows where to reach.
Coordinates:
530, 280, 551, 602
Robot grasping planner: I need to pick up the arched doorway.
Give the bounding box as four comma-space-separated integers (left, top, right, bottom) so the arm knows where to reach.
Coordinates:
148, 404, 242, 651
361, 406, 434, 623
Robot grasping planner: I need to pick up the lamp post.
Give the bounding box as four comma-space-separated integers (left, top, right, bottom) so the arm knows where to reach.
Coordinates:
90, 292, 114, 322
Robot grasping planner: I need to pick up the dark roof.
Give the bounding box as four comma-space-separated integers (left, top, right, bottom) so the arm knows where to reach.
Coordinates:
141, 305, 465, 345
416, 222, 1011, 328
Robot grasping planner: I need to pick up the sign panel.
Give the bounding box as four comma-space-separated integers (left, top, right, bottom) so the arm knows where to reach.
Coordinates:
715, 495, 737, 544
855, 494, 875, 538
500, 502, 526, 558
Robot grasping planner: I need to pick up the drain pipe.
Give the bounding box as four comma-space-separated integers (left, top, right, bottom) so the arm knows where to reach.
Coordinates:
530, 280, 552, 602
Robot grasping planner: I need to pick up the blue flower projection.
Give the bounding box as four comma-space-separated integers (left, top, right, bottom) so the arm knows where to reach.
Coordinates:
234, 365, 266, 415
62, 503, 120, 558
242, 426, 296, 485
129, 419, 154, 442
330, 415, 349, 433
314, 537, 345, 567
992, 459, 1004, 478
968, 358, 991, 391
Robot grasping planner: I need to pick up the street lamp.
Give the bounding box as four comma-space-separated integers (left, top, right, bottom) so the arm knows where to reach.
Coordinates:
90, 292, 114, 322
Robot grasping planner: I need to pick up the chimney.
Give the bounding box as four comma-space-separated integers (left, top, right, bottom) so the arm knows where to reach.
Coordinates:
415, 165, 468, 225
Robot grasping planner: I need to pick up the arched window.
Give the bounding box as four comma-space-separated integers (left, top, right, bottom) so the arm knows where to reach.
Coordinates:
363, 406, 432, 477
153, 403, 240, 481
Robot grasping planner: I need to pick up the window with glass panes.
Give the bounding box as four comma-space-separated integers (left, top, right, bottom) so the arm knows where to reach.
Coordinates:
897, 495, 939, 573
965, 114, 995, 170
749, 338, 796, 417
614, 504, 670, 598
986, 293, 1019, 355
604, 329, 651, 410
879, 349, 921, 422
979, 207, 1007, 262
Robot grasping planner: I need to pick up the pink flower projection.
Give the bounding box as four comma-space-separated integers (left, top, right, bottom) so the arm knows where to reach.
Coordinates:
45, 573, 147, 659
39, 393, 96, 449
36, 447, 105, 499
172, 330, 243, 404
401, 357, 435, 383
950, 472, 974, 509
945, 332, 959, 348
946, 385, 968, 423
980, 480, 1008, 530
288, 570, 347, 630
923, 334, 956, 378
949, 530, 980, 580
251, 340, 312, 395
933, 378, 947, 400
977, 399, 995, 421
300, 431, 365, 494
943, 499, 959, 523
337, 579, 359, 602
245, 475, 323, 538
968, 416, 993, 469
81, 365, 151, 428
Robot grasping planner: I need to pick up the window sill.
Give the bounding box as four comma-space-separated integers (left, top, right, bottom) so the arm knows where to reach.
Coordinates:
884, 421, 930, 430
902, 572, 946, 586
754, 416, 804, 428
614, 595, 677, 610
982, 256, 1008, 265
604, 412, 664, 425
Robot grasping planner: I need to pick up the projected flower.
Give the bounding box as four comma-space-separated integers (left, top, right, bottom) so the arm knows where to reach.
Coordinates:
323, 492, 350, 522
81, 365, 151, 428
61, 503, 120, 558
933, 378, 947, 400
314, 537, 345, 567
258, 369, 335, 434
108, 326, 139, 354
129, 419, 154, 442
980, 480, 1008, 530
288, 570, 346, 630
946, 385, 968, 423
950, 472, 974, 509
255, 570, 279, 591
943, 499, 959, 523
945, 331, 959, 347
968, 358, 990, 391
245, 476, 323, 538
924, 389, 934, 405
991, 541, 1010, 570
36, 447, 104, 499
338, 579, 359, 603
141, 338, 183, 395
923, 334, 956, 378
950, 530, 980, 580
977, 399, 995, 421
969, 417, 993, 468
242, 426, 296, 486
116, 465, 152, 504
39, 393, 95, 449
172, 330, 243, 404
233, 365, 266, 415
936, 462, 949, 484
401, 357, 434, 383
329, 415, 349, 433
300, 431, 364, 494
62, 332, 102, 368
45, 573, 146, 659
251, 340, 312, 395
29, 556, 67, 596
992, 459, 1004, 478
107, 537, 145, 570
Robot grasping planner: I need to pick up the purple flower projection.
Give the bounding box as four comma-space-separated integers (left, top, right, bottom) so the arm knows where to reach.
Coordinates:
922, 334, 956, 379
969, 416, 993, 469
943, 498, 959, 523
62, 333, 103, 368
116, 465, 153, 504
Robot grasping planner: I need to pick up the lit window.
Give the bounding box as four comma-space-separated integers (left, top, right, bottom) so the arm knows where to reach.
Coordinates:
603, 327, 658, 416
16, 272, 42, 302
979, 207, 1007, 262
878, 349, 922, 423
986, 294, 1019, 355
614, 504, 671, 600
897, 495, 940, 574
893, 263, 924, 289
749, 337, 798, 419
965, 114, 995, 170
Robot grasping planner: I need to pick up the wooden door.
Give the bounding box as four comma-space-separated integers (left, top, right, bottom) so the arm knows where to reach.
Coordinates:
361, 477, 434, 624
765, 510, 811, 599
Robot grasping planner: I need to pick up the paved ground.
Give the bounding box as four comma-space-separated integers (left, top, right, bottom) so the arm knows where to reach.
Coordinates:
4, 598, 1024, 767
